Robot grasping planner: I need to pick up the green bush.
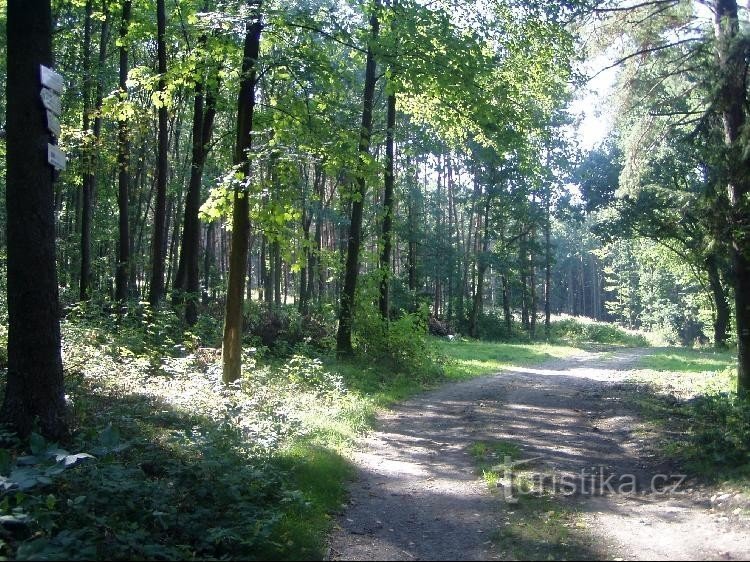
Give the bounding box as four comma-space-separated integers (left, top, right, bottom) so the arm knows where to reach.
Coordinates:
354, 296, 443, 381
244, 302, 336, 354
681, 392, 750, 473
475, 310, 514, 341
548, 317, 648, 347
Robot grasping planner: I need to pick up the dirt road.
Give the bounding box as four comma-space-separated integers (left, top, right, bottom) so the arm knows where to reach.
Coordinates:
327, 348, 750, 561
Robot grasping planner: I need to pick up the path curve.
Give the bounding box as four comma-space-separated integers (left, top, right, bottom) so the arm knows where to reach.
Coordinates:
327, 348, 750, 561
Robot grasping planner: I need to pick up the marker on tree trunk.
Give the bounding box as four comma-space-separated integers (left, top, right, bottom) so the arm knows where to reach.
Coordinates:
46, 110, 60, 137
40, 64, 64, 93
40, 65, 65, 174
47, 143, 66, 171
40, 87, 61, 115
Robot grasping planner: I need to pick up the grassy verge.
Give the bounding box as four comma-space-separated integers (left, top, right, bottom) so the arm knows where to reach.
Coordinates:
626, 347, 750, 484
544, 316, 651, 348
434, 338, 583, 381
468, 439, 600, 560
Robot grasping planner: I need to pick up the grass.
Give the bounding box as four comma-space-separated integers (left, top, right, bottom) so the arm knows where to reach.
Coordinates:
625, 347, 750, 485
467, 439, 601, 560
434, 338, 582, 381
637, 347, 735, 380
493, 495, 599, 561
546, 315, 651, 348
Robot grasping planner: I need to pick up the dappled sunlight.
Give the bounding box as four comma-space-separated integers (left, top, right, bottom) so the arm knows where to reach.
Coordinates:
330, 350, 664, 560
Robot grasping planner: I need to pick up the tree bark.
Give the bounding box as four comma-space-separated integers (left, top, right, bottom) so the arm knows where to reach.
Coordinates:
1, 0, 67, 439
501, 273, 511, 332
469, 190, 490, 338
529, 225, 537, 338
79, 0, 94, 300
544, 183, 552, 337
174, 57, 218, 324
202, 221, 215, 304
379, 92, 396, 319
714, 0, 750, 393
115, 0, 132, 304
148, 0, 168, 306
222, 11, 261, 383
706, 252, 730, 348
336, 3, 380, 355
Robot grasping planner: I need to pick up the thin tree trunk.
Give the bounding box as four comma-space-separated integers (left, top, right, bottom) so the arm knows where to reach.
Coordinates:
502, 274, 511, 332
250, 235, 255, 302
336, 3, 380, 355
148, 0, 168, 306
202, 221, 215, 304
544, 185, 552, 337
714, 0, 750, 392
273, 239, 281, 307
222, 12, 261, 383
529, 234, 537, 338
115, 0, 132, 304
706, 253, 730, 348
79, 0, 94, 300
379, 92, 396, 319
174, 57, 218, 323
469, 190, 490, 338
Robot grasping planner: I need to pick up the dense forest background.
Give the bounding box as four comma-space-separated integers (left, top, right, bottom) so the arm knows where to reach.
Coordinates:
1, 0, 741, 352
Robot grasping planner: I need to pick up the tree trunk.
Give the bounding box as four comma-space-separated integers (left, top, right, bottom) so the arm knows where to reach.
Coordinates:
222, 12, 261, 383
273, 238, 282, 307
520, 234, 529, 330
174, 60, 218, 324
529, 226, 537, 338
1, 0, 67, 439
407, 177, 418, 294
544, 186, 552, 337
379, 92, 396, 319
299, 168, 314, 314
148, 0, 168, 306
79, 0, 94, 300
714, 0, 750, 393
502, 274, 511, 332
469, 191, 490, 338
706, 253, 730, 348
202, 221, 215, 304
115, 0, 132, 304
261, 235, 271, 303
336, 3, 379, 355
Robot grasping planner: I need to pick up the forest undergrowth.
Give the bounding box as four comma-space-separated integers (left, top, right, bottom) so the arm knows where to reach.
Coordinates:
0, 302, 727, 560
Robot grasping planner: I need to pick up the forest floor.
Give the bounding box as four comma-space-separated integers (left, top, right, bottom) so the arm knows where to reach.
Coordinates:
327, 347, 750, 561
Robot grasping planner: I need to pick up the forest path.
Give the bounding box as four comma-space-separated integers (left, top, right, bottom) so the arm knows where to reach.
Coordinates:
327, 347, 750, 561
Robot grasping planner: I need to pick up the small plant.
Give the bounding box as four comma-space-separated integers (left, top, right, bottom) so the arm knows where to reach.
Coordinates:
354, 287, 443, 381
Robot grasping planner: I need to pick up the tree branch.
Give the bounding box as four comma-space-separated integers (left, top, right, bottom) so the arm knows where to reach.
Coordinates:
586, 37, 702, 82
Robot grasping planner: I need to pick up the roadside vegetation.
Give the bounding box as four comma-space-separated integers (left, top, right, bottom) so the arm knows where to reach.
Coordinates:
4, 277, 743, 562
626, 348, 749, 485
0, 303, 658, 560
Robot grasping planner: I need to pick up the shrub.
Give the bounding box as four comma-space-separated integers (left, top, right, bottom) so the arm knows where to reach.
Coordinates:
548, 316, 648, 347
354, 297, 443, 381
244, 302, 336, 354
682, 392, 750, 471
475, 310, 517, 341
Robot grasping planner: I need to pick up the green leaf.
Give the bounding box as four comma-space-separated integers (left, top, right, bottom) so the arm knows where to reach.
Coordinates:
29, 433, 46, 456
98, 423, 120, 449
0, 449, 12, 476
